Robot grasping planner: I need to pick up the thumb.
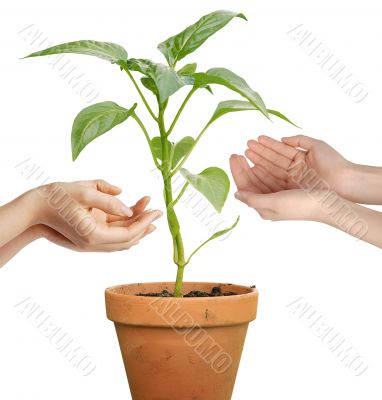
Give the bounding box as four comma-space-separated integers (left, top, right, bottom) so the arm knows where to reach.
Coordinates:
234, 191, 270, 209
87, 191, 133, 217
281, 135, 316, 150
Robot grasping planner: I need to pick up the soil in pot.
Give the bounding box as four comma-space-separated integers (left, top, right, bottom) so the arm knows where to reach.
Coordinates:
136, 285, 239, 297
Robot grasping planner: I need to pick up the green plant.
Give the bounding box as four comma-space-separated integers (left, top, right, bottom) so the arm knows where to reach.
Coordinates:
24, 10, 296, 297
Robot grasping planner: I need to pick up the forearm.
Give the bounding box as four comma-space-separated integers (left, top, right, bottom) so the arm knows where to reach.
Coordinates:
0, 189, 39, 247
343, 164, 382, 205
317, 197, 382, 248
0, 226, 42, 268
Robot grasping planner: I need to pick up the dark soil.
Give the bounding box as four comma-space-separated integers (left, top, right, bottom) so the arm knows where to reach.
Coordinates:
136, 286, 237, 298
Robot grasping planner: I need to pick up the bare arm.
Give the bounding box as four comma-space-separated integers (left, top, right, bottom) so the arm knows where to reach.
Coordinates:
0, 226, 42, 267
0, 191, 36, 248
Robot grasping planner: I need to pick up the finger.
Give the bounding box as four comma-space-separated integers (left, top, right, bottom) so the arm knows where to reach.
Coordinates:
131, 196, 151, 215
129, 223, 157, 243
230, 154, 255, 191
238, 156, 271, 194
75, 224, 157, 253
252, 164, 285, 192
107, 196, 151, 223
94, 210, 162, 244
281, 135, 317, 150
247, 140, 292, 170
86, 190, 133, 217
94, 239, 141, 252
234, 190, 273, 209
108, 209, 154, 227
245, 149, 289, 181
258, 135, 300, 160
93, 179, 122, 195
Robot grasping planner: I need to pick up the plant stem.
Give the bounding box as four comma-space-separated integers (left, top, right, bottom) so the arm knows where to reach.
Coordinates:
172, 182, 189, 207
121, 62, 158, 122
174, 265, 185, 296
167, 87, 196, 137
158, 106, 186, 297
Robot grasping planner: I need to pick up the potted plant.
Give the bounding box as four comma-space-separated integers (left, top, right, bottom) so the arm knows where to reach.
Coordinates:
24, 10, 295, 399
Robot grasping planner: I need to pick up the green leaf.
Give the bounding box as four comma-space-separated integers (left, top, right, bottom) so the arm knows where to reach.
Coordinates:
209, 100, 299, 127
186, 216, 240, 264
127, 58, 185, 103
24, 40, 127, 64
151, 136, 173, 160
71, 101, 136, 161
194, 68, 269, 118
176, 64, 213, 94
172, 136, 195, 168
180, 167, 230, 212
141, 77, 158, 95
208, 215, 240, 241
178, 63, 197, 76
158, 10, 247, 67
209, 100, 257, 124
267, 109, 300, 128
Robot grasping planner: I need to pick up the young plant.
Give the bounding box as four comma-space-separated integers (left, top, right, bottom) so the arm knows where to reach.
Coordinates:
24, 10, 296, 297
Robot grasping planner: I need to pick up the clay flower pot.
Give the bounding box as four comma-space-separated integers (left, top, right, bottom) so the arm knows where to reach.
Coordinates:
105, 282, 258, 400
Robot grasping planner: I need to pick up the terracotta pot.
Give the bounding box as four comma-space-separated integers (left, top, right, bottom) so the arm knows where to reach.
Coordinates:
105, 282, 258, 400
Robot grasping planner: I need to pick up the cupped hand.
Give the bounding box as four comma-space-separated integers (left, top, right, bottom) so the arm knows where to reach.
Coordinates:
230, 154, 324, 222
243, 134, 352, 196
32, 180, 162, 252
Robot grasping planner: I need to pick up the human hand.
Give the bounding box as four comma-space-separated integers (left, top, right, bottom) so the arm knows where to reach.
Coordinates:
244, 134, 382, 204
243, 134, 352, 195
229, 154, 325, 221
30, 180, 162, 252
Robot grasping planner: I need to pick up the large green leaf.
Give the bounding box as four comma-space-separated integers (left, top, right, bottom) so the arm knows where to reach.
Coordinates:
180, 167, 230, 212
126, 59, 185, 104
158, 10, 247, 67
24, 40, 127, 64
194, 68, 269, 118
71, 101, 136, 161
209, 100, 299, 127
172, 136, 195, 168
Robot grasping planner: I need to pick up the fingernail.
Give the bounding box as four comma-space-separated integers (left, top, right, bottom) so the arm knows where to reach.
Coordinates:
152, 210, 163, 220
122, 205, 133, 217
234, 192, 243, 200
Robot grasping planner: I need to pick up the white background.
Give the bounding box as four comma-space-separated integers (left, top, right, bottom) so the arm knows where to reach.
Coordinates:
1, 0, 382, 398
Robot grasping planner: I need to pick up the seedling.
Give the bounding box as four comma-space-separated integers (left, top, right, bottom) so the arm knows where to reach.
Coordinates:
24, 10, 295, 297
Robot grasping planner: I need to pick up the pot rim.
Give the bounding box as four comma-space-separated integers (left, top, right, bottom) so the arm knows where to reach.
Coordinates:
105, 281, 258, 301
105, 282, 259, 327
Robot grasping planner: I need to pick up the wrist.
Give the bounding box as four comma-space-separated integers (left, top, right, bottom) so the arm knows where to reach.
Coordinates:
26, 183, 60, 225
335, 162, 359, 199
22, 187, 48, 226
340, 163, 382, 204
307, 190, 330, 223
